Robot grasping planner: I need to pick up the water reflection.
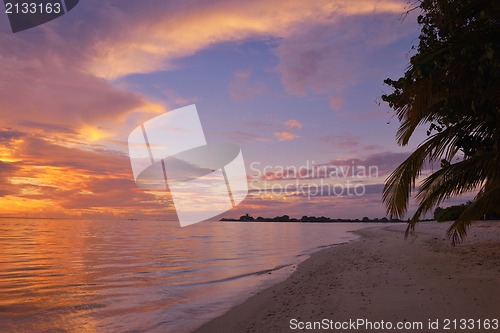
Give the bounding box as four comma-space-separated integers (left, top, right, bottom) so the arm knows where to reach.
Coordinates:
0, 219, 368, 332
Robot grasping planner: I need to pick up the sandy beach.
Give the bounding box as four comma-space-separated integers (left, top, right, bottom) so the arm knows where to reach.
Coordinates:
195, 222, 500, 333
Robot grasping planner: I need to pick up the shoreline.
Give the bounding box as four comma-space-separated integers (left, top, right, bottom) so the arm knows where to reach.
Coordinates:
194, 222, 500, 333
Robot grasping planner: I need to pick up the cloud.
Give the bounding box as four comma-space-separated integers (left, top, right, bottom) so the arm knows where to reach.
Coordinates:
250, 151, 409, 183
240, 119, 302, 142
228, 69, 266, 100
274, 131, 297, 141
323, 151, 410, 177
218, 130, 269, 144
0, 161, 21, 197
0, 161, 18, 173
3, 0, 403, 80
17, 122, 77, 135
18, 137, 128, 173
0, 16, 167, 142
0, 0, 411, 137
285, 119, 303, 129
0, 133, 174, 217
0, 129, 25, 142
0, 58, 149, 126
329, 96, 344, 109
275, 11, 418, 97
257, 183, 385, 198
363, 144, 384, 151
0, 0, 413, 218
244, 119, 282, 130
320, 133, 361, 148
269, 120, 303, 141
319, 133, 386, 155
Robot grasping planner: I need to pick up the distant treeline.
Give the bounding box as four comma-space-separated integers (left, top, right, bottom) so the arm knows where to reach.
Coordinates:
221, 213, 405, 223
434, 202, 500, 222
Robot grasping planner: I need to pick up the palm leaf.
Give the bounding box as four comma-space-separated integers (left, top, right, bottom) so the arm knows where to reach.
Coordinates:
447, 182, 500, 244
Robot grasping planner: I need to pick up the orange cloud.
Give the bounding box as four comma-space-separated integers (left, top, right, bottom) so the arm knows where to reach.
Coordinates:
0, 133, 174, 219
274, 131, 297, 141
78, 0, 407, 79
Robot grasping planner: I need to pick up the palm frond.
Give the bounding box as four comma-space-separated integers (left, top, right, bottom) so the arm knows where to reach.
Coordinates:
384, 125, 461, 219
447, 182, 500, 244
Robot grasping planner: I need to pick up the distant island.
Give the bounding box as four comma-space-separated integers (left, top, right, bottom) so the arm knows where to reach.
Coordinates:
220, 213, 409, 223
222, 203, 500, 223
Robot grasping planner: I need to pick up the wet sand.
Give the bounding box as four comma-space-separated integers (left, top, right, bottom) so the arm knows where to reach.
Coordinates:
194, 222, 500, 333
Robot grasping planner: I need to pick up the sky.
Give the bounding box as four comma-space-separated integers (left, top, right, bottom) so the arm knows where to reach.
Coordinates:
0, 0, 458, 221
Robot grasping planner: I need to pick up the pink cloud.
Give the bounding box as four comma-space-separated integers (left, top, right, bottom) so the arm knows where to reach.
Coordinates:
322, 152, 409, 177
285, 119, 303, 129
275, 12, 418, 97
250, 151, 410, 183
329, 96, 344, 109
274, 131, 297, 141
0, 35, 148, 127
363, 144, 384, 151
320, 133, 361, 148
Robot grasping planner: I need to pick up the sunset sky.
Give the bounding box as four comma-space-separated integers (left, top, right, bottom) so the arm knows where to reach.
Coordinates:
0, 0, 464, 220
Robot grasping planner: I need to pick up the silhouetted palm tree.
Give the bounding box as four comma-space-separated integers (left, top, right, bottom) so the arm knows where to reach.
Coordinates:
382, 0, 499, 244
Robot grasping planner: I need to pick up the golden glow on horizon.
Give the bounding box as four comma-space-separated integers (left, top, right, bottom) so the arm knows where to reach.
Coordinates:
0, 196, 53, 212
0, 133, 177, 218
80, 125, 111, 142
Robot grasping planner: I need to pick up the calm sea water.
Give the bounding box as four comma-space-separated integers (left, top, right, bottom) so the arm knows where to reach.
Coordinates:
0, 219, 372, 332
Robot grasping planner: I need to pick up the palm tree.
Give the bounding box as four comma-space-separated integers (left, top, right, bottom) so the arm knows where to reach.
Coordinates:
382, 0, 499, 244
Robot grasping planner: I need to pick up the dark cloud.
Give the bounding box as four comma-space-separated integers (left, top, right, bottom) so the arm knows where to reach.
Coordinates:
0, 161, 20, 197
0, 129, 25, 142
0, 160, 19, 173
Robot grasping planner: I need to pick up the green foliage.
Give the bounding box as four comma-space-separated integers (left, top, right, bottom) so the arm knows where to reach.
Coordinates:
382, 0, 500, 244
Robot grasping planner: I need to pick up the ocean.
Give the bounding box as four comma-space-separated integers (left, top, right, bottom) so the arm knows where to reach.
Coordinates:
0, 219, 372, 332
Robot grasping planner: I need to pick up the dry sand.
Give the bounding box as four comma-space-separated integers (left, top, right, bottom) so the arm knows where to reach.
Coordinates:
194, 222, 500, 333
